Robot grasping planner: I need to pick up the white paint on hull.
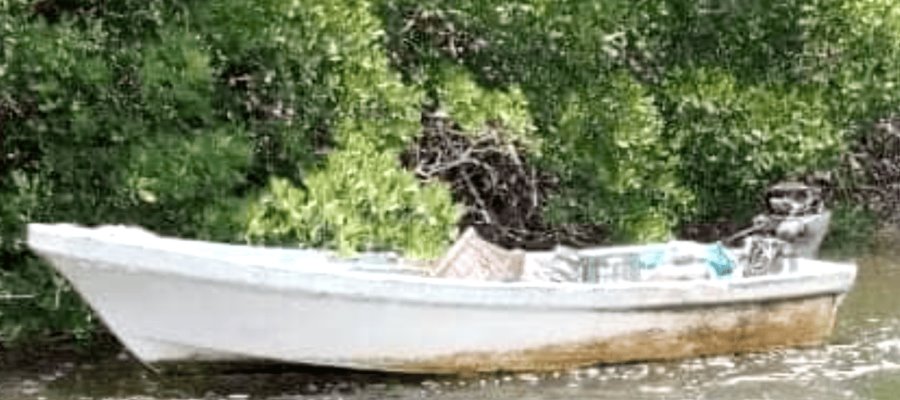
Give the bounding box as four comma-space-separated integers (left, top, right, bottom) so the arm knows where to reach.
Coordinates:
27, 224, 857, 373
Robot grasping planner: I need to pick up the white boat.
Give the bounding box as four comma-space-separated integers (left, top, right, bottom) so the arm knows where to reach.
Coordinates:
27, 223, 857, 374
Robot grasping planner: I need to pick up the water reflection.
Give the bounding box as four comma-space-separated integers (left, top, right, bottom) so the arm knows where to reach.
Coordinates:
2, 242, 900, 400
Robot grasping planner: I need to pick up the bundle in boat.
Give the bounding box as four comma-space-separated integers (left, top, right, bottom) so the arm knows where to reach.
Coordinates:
431, 228, 752, 283
432, 228, 527, 281
432, 182, 835, 284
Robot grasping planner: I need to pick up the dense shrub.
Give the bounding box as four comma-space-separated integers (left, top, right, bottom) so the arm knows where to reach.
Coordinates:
544, 71, 690, 242
0, 257, 94, 342
378, 0, 878, 235
234, 0, 460, 258
819, 205, 879, 260
800, 0, 900, 125
432, 65, 536, 147
245, 127, 459, 259
379, 1, 693, 241
625, 0, 811, 82
120, 128, 253, 240
0, 0, 452, 341
663, 68, 843, 221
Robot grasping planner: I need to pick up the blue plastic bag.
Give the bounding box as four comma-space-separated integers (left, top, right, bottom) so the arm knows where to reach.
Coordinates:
637, 242, 735, 278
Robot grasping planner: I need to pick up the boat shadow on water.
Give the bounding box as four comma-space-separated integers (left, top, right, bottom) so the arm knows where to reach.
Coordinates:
3, 340, 445, 399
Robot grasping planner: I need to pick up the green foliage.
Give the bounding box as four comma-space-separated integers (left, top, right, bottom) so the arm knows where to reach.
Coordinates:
819, 205, 879, 260
0, 174, 48, 255
0, 0, 453, 342
381, 1, 692, 241
246, 128, 459, 259
629, 0, 811, 80
663, 69, 843, 220
194, 0, 339, 180
332, 34, 425, 151
193, 0, 427, 177
544, 71, 690, 242
234, 0, 451, 258
120, 128, 253, 239
801, 0, 900, 125
1, 257, 93, 343
378, 0, 868, 239
139, 28, 215, 128
124, 130, 249, 206
433, 65, 537, 147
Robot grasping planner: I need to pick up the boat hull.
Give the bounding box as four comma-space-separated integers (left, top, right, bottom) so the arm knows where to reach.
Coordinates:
28, 224, 855, 374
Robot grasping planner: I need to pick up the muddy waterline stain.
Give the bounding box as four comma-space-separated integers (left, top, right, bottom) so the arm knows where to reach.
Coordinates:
2, 239, 900, 400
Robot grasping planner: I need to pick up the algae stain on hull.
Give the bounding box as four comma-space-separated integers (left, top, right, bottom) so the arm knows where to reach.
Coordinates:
377, 295, 840, 374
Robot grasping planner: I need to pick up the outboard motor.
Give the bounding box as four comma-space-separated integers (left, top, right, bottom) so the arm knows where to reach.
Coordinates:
728, 182, 831, 276
760, 182, 831, 258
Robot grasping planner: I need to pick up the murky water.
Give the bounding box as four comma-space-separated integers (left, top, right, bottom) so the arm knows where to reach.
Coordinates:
3, 241, 900, 400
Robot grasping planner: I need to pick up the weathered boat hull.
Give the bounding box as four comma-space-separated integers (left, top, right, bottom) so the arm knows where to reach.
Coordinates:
27, 224, 856, 374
